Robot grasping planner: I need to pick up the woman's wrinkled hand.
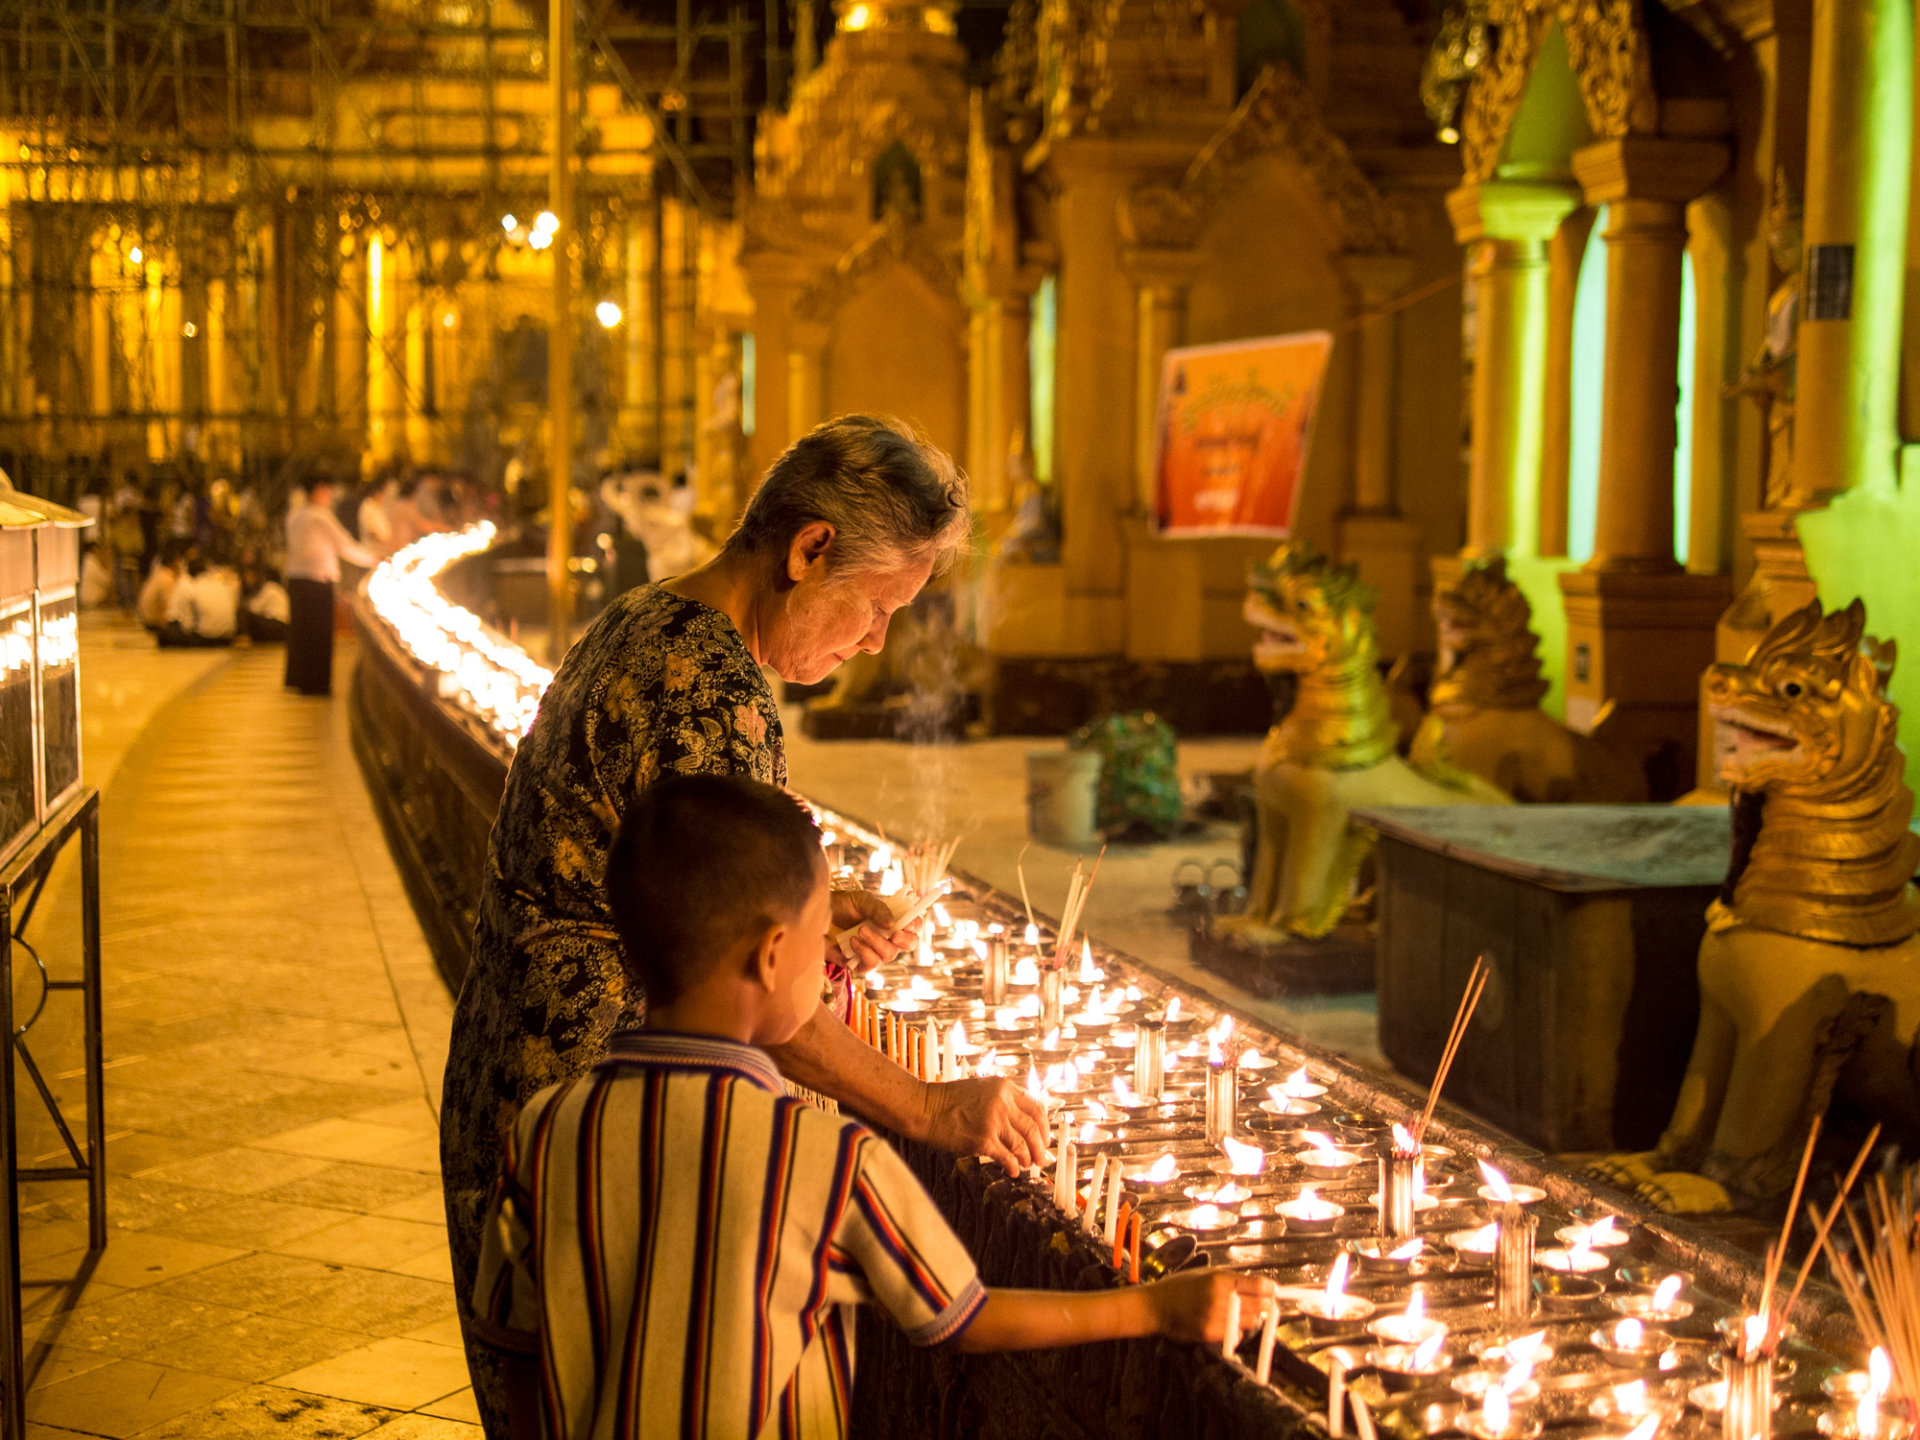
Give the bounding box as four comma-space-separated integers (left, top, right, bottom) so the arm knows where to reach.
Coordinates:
919, 1076, 1050, 1175
829, 888, 920, 973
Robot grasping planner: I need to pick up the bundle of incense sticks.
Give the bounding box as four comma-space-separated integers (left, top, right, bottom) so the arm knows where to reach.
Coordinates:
902, 837, 962, 901
1414, 955, 1488, 1142
1749, 1113, 1824, 1355
1047, 847, 1106, 971
1821, 1156, 1920, 1403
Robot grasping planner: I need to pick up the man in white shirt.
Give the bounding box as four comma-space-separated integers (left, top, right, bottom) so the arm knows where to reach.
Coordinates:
285, 479, 377, 695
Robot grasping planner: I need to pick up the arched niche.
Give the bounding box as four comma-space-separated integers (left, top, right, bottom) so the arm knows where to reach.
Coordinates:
825, 263, 966, 459
1183, 151, 1352, 549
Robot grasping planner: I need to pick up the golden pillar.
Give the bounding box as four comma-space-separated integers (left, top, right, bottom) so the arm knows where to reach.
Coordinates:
1123, 248, 1200, 514
967, 287, 1033, 519
1795, 0, 1912, 502
788, 323, 828, 440
1539, 209, 1597, 558
1555, 138, 1731, 797
1337, 252, 1421, 657
1445, 182, 1580, 561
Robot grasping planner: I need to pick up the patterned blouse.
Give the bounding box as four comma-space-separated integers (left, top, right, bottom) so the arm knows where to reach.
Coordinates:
439, 585, 785, 1314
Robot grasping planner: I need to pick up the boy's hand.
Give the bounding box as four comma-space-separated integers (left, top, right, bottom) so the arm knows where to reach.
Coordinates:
919, 1076, 1048, 1173
829, 889, 920, 973
1145, 1270, 1276, 1345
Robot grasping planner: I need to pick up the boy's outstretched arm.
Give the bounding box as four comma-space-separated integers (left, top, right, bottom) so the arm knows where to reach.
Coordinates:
951, 1270, 1275, 1353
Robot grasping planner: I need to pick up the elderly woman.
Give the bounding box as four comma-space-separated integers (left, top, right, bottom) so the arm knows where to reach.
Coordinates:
441, 416, 1049, 1428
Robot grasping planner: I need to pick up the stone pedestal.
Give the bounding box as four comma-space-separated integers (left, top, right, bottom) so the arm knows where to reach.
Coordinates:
1558, 568, 1731, 800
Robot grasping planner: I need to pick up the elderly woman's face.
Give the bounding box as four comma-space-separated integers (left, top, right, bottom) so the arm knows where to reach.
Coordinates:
763, 540, 935, 685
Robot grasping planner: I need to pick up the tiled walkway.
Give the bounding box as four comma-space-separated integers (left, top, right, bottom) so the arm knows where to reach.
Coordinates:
18, 620, 470, 1439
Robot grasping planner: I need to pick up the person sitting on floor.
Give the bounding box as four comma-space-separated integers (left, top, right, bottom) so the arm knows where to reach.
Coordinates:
471, 772, 1271, 1440
240, 566, 291, 644
135, 542, 188, 632
158, 557, 240, 648
79, 542, 113, 609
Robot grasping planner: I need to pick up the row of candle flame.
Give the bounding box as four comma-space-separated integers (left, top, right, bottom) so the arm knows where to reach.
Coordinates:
363, 539, 1895, 1440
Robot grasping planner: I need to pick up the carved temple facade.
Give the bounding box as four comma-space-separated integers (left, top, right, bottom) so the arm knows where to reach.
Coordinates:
713, 0, 1920, 786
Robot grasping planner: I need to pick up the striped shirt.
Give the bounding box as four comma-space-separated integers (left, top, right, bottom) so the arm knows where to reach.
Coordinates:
473, 1031, 986, 1439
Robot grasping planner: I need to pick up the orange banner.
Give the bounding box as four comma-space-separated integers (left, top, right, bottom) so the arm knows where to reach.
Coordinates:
1151, 332, 1334, 537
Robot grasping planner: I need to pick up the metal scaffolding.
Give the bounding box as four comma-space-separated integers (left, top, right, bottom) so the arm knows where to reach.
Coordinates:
0, 0, 778, 504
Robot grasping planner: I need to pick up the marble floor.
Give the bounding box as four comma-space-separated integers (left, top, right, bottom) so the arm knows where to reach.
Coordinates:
17, 615, 470, 1439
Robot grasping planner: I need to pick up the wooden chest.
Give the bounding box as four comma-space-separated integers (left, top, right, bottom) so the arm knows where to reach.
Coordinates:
1354, 804, 1731, 1154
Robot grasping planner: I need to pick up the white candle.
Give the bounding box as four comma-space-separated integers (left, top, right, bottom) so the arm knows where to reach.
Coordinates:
1222, 1290, 1241, 1360
1103, 1160, 1125, 1243
1085, 1155, 1109, 1236
1329, 1362, 1348, 1439
1256, 1299, 1280, 1383
923, 1019, 940, 1081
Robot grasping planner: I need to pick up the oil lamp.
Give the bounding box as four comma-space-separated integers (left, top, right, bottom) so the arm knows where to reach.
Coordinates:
1297, 1253, 1375, 1332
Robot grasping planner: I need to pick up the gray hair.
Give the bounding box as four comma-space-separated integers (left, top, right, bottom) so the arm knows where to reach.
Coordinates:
725, 416, 970, 579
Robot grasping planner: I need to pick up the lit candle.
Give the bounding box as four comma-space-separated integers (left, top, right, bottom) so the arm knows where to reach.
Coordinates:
1277, 1184, 1344, 1231
1369, 1288, 1446, 1346
1476, 1158, 1545, 1206
1084, 1154, 1109, 1236
1220, 1135, 1267, 1176
1296, 1252, 1374, 1330
1279, 1065, 1327, 1099
1255, 1299, 1280, 1384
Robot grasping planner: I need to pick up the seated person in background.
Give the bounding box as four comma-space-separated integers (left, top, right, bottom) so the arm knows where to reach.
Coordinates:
136, 543, 187, 632
241, 567, 291, 644
474, 773, 1269, 1440
79, 542, 113, 609
159, 557, 240, 648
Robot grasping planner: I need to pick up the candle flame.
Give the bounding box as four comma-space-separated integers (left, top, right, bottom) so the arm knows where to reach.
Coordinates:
1265, 1084, 1293, 1111
1391, 1123, 1418, 1154
1477, 1159, 1514, 1202
1325, 1251, 1350, 1300
1742, 1313, 1767, 1357
1189, 1203, 1227, 1229
1411, 1330, 1446, 1370
1614, 1318, 1644, 1350
1389, 1238, 1424, 1260
971, 938, 987, 961
1614, 1381, 1648, 1416
1078, 939, 1099, 981
1208, 1040, 1227, 1067
1592, 1215, 1621, 1244
1024, 922, 1040, 948
1870, 1346, 1892, 1396
1079, 1121, 1097, 1144
1211, 1014, 1235, 1045
1240, 1048, 1264, 1068
1043, 1027, 1061, 1050
1622, 1414, 1661, 1440
1165, 996, 1182, 1023
1483, 1383, 1510, 1434
1651, 1274, 1683, 1313
1085, 1097, 1111, 1121
1506, 1331, 1547, 1366
1024, 1065, 1044, 1102
932, 903, 952, 929
1301, 1131, 1335, 1150
868, 845, 890, 873
1147, 1153, 1178, 1183
947, 1020, 968, 1053
1221, 1136, 1267, 1175
1404, 1289, 1425, 1322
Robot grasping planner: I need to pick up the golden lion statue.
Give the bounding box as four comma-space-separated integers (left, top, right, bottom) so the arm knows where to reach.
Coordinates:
1411, 556, 1647, 803
1235, 543, 1506, 940
1591, 600, 1920, 1213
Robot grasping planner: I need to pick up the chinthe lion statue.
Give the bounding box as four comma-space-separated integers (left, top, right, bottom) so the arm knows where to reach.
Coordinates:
1591, 599, 1920, 1214
1411, 556, 1647, 803
1235, 543, 1507, 941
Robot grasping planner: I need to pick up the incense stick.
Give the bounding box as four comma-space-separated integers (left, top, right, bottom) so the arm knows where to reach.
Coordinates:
1757, 1113, 1822, 1332
1415, 956, 1488, 1141
1049, 845, 1107, 971
1015, 842, 1036, 932
1774, 1123, 1880, 1343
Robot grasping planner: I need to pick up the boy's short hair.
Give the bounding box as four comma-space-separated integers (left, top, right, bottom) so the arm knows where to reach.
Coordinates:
607, 774, 826, 1004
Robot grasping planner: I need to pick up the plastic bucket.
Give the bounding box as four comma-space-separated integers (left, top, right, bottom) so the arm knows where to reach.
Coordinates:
1026, 747, 1103, 849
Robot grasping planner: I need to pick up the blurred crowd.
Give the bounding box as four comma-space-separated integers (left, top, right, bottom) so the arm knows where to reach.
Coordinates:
76, 456, 722, 649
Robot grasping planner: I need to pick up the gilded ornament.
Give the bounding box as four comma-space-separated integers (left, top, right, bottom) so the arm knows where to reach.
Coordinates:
1412, 556, 1646, 801
1234, 543, 1505, 940
1591, 601, 1920, 1215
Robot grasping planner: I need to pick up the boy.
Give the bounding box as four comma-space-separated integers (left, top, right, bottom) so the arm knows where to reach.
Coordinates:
473, 774, 1273, 1439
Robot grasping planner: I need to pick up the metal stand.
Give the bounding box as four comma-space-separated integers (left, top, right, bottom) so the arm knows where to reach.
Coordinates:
0, 790, 103, 1438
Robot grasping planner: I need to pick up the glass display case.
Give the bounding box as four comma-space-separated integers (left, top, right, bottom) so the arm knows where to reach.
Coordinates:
0, 474, 89, 868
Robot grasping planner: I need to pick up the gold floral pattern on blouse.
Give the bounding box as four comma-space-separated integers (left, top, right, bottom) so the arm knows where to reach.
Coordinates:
440, 586, 784, 1315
